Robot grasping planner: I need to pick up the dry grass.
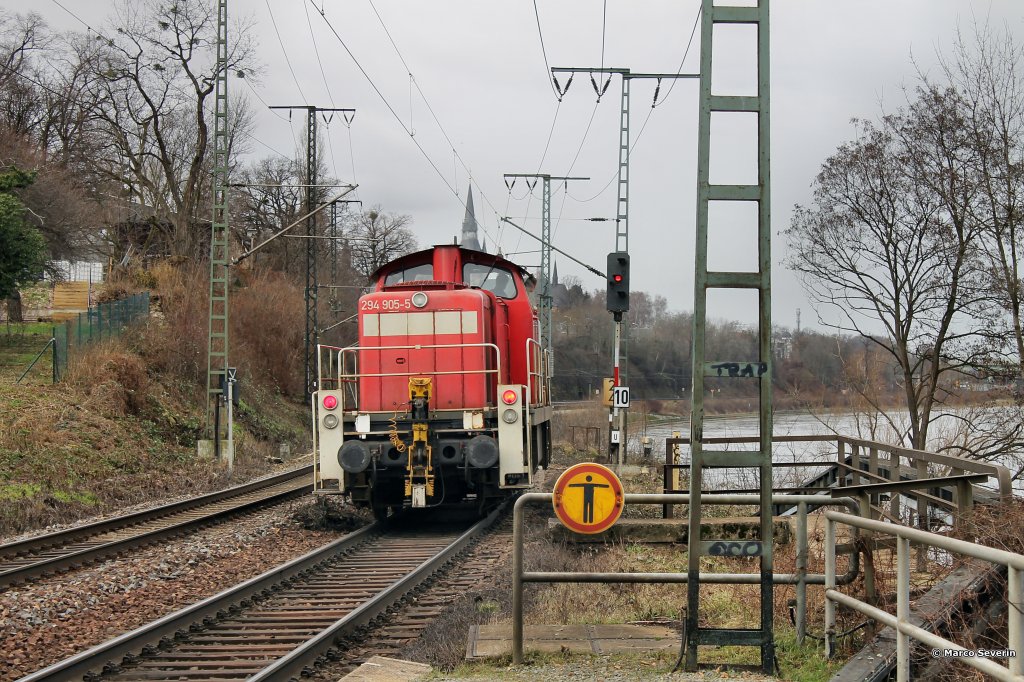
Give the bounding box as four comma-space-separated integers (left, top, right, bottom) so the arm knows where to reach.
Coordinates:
0, 262, 315, 538
915, 498, 1024, 681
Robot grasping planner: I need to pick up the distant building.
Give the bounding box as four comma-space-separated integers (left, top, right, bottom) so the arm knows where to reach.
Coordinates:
47, 260, 105, 283
550, 261, 569, 308
460, 184, 485, 252
773, 329, 793, 360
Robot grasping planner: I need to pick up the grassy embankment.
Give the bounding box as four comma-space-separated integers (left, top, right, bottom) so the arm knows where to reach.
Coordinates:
0, 265, 313, 538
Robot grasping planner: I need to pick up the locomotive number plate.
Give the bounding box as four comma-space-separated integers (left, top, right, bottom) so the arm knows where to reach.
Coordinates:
360, 298, 412, 312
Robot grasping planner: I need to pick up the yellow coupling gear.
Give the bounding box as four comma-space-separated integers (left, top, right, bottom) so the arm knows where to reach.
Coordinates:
405, 378, 434, 502
388, 412, 407, 453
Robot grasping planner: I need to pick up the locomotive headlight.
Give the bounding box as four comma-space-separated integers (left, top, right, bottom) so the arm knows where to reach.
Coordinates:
322, 394, 338, 410
411, 291, 429, 308
323, 414, 339, 429
501, 389, 518, 405
502, 408, 519, 424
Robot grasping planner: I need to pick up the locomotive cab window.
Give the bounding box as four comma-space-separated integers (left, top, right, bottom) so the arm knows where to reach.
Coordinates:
384, 263, 433, 286
463, 263, 518, 299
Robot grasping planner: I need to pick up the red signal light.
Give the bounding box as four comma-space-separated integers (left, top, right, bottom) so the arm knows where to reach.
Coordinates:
612, 274, 623, 283
501, 389, 518, 405
322, 395, 338, 410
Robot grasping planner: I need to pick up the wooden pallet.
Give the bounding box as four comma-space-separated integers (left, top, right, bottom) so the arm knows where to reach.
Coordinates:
51, 282, 90, 321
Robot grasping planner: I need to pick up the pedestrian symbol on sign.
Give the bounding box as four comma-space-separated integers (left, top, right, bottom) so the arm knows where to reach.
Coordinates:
552, 463, 624, 534
568, 475, 609, 523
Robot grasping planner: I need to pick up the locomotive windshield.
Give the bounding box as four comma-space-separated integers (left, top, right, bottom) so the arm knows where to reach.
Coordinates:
384, 263, 433, 286
463, 263, 518, 299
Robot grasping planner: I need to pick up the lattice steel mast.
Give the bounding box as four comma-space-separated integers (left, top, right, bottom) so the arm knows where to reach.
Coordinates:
501, 173, 588, 352
269, 106, 355, 396
205, 0, 230, 445
549, 66, 697, 463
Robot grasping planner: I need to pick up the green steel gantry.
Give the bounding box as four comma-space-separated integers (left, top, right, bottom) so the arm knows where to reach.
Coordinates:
687, 0, 774, 672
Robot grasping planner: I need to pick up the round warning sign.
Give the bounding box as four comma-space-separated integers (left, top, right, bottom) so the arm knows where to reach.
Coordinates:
552, 462, 624, 534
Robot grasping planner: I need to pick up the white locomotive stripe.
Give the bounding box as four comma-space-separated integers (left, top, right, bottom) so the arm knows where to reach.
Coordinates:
434, 310, 461, 334
376, 312, 407, 335
361, 310, 480, 337
407, 311, 433, 334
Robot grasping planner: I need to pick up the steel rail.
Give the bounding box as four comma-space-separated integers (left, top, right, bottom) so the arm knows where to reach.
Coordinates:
20, 503, 506, 681
250, 501, 507, 680
17, 523, 381, 682
0, 466, 312, 589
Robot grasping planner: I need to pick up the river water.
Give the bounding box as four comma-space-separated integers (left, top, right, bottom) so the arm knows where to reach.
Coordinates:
632, 409, 1021, 495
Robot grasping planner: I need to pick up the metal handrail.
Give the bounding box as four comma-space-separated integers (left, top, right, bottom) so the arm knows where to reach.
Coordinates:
665, 433, 1013, 502
525, 337, 545, 407
512, 492, 861, 664
317, 342, 502, 413
825, 510, 1024, 682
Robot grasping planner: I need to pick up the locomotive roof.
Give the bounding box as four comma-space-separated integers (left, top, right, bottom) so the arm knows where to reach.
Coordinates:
369, 244, 531, 282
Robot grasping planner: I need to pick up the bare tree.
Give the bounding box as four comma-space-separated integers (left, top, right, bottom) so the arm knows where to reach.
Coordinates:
346, 206, 416, 278
0, 11, 44, 101
89, 0, 258, 258
935, 24, 1024, 380
786, 90, 988, 451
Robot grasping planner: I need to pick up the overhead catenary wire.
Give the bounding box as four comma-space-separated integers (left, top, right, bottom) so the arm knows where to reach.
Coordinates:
600, 0, 608, 71
531, 0, 561, 100
244, 79, 289, 122
302, 0, 344, 185
565, 5, 702, 204
265, 0, 308, 103
312, 0, 501, 248
365, 0, 506, 245
658, 5, 702, 106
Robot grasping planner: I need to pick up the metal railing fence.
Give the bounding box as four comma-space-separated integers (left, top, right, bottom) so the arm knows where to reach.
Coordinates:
663, 434, 1014, 514
825, 510, 1024, 682
53, 292, 150, 381
511, 492, 861, 664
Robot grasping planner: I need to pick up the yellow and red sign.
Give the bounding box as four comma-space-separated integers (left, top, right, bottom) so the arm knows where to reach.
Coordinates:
552, 462, 624, 534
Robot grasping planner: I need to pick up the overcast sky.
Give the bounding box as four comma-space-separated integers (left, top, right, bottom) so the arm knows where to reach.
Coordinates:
12, 0, 1024, 332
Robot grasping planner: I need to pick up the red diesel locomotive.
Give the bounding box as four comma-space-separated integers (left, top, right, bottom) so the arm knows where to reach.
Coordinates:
312, 244, 553, 517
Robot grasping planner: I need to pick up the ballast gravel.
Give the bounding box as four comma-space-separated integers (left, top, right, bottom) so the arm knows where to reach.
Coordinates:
0, 498, 345, 682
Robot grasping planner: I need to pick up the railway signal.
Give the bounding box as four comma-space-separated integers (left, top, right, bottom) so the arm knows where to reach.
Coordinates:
606, 251, 630, 316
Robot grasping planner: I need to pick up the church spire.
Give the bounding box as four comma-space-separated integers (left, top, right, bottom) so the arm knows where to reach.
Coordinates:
460, 184, 483, 251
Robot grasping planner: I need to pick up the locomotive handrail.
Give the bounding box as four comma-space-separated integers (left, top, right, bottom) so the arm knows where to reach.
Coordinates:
318, 342, 502, 413
525, 338, 549, 408
525, 338, 554, 473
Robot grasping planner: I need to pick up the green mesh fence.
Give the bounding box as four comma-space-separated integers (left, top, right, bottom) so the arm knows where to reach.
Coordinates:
53, 292, 150, 381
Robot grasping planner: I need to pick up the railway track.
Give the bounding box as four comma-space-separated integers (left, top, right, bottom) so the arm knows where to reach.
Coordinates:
0, 466, 312, 590
19, 503, 505, 681
319, 514, 515, 679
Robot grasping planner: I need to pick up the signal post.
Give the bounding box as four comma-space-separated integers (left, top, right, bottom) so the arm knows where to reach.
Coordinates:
606, 252, 630, 466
